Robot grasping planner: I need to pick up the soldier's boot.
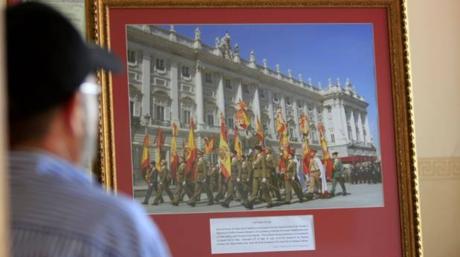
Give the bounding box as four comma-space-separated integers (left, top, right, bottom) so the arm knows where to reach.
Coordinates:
244, 199, 254, 210
221, 195, 232, 208
187, 200, 196, 207
304, 192, 314, 201
207, 194, 214, 205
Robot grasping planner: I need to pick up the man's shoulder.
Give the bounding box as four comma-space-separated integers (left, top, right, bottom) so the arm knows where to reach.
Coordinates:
11, 176, 170, 257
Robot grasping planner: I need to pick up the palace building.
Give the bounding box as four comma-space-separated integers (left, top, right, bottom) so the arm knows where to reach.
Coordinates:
127, 25, 378, 183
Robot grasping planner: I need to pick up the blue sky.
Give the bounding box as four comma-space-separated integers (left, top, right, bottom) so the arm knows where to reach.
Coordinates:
159, 24, 380, 152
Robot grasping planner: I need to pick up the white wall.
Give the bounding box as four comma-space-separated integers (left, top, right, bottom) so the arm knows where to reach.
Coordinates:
407, 0, 460, 256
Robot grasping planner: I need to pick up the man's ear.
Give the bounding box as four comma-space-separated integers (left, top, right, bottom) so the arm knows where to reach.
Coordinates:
61, 93, 84, 138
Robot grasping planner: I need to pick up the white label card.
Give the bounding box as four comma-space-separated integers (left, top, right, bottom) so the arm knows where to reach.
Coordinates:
210, 215, 315, 254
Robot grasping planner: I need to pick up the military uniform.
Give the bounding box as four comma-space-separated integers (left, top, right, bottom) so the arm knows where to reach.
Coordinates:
236, 158, 252, 206
331, 158, 347, 196
284, 158, 304, 203
188, 157, 214, 206
265, 152, 282, 201
222, 157, 241, 207
153, 163, 174, 205
248, 152, 272, 208
307, 157, 321, 196
142, 165, 160, 204
172, 162, 192, 205
214, 166, 227, 202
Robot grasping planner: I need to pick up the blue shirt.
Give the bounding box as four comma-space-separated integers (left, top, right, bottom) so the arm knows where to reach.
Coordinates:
9, 151, 171, 257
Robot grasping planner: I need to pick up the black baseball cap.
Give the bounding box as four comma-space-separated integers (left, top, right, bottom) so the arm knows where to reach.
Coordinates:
6, 2, 122, 121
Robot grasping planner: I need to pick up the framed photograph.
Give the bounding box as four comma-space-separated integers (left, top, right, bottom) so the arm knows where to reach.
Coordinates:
89, 0, 421, 256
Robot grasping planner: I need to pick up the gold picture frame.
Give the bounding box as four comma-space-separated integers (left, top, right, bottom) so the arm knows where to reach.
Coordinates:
88, 0, 421, 256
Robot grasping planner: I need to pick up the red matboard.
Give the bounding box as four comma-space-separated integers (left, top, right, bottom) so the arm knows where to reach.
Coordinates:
108, 7, 400, 257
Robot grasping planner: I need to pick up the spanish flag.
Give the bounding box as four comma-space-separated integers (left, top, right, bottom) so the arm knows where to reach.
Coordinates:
276, 115, 290, 172
318, 122, 333, 179
234, 126, 243, 159
235, 100, 250, 129
275, 109, 287, 143
255, 116, 264, 144
186, 119, 197, 174
140, 133, 150, 172
302, 141, 311, 174
204, 136, 215, 154
170, 122, 179, 179
299, 112, 310, 139
155, 128, 164, 171
219, 114, 231, 178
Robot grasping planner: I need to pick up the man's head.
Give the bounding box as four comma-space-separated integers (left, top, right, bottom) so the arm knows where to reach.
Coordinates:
332, 152, 339, 158
7, 3, 121, 165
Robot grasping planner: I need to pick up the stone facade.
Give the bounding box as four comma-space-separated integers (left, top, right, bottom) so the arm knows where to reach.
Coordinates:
127, 25, 377, 180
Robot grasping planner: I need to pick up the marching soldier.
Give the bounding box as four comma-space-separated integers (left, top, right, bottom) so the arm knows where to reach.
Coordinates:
142, 161, 160, 205
207, 161, 218, 193
247, 145, 272, 209
237, 155, 252, 207
153, 159, 175, 205
330, 152, 349, 197
266, 148, 282, 201
214, 163, 226, 202
306, 150, 321, 200
172, 158, 193, 206
221, 151, 242, 208
188, 151, 214, 206
284, 152, 304, 204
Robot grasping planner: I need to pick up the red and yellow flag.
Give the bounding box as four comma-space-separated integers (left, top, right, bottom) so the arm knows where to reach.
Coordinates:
275, 109, 286, 137
255, 116, 264, 144
204, 136, 215, 154
140, 133, 150, 172
318, 122, 333, 179
299, 112, 310, 138
302, 142, 311, 174
234, 126, 243, 159
275, 109, 291, 172
235, 100, 250, 129
186, 118, 197, 174
219, 114, 231, 178
170, 122, 179, 179
154, 128, 164, 171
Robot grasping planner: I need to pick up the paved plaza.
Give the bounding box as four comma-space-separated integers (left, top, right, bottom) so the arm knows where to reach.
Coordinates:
136, 183, 384, 214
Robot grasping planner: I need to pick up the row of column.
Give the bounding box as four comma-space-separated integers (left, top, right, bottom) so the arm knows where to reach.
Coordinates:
347, 108, 371, 144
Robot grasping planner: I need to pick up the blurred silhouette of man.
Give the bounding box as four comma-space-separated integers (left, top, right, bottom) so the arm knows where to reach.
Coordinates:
7, 2, 170, 257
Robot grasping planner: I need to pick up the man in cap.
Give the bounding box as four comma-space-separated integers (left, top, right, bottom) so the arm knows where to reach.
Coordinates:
7, 2, 170, 256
